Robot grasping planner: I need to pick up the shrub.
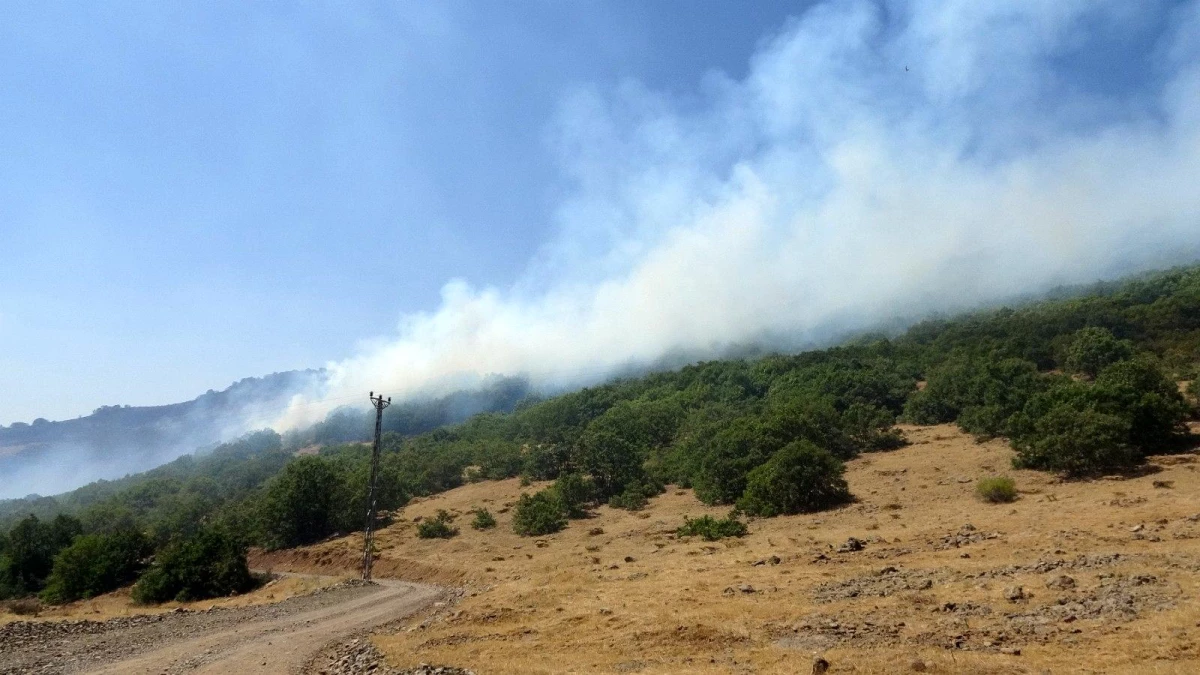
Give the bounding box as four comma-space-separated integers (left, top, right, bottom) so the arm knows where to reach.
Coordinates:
1012, 404, 1138, 476
1065, 327, 1133, 377
608, 489, 648, 511
903, 357, 1044, 437
902, 388, 957, 425
470, 508, 497, 530
552, 472, 595, 519
607, 477, 663, 511
736, 441, 852, 517
676, 513, 748, 541
957, 404, 1014, 440
132, 526, 254, 604
521, 444, 571, 481
511, 491, 567, 536
474, 441, 524, 480
1092, 356, 1189, 450
416, 510, 458, 539
691, 418, 777, 505
975, 477, 1018, 503
1008, 356, 1188, 475
575, 427, 644, 498
841, 402, 905, 451
40, 528, 151, 604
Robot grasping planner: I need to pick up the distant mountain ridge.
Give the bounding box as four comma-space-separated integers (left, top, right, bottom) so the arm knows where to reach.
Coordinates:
0, 370, 322, 498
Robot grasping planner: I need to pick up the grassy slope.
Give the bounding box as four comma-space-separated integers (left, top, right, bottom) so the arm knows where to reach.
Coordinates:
253, 422, 1200, 675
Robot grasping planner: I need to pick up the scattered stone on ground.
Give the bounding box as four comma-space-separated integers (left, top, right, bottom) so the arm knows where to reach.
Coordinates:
320, 638, 474, 675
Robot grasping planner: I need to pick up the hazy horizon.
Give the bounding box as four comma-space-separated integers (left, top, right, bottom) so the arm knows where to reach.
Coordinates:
5, 1, 1200, 432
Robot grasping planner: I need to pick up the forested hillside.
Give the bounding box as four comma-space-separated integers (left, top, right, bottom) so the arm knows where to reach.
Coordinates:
3, 266, 1198, 605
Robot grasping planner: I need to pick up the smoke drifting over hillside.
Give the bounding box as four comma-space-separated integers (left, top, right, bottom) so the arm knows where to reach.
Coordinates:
0, 372, 321, 499
278, 1, 1200, 427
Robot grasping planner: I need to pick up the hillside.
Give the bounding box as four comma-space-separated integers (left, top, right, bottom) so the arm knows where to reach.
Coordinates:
3, 264, 1199, 646
253, 422, 1200, 674
0, 370, 321, 499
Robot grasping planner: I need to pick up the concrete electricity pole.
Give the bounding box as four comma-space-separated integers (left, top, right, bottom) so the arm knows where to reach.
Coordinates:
361, 391, 390, 581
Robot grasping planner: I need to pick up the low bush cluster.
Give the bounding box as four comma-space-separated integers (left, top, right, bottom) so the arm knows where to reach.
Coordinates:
676, 513, 748, 541
512, 491, 567, 536
416, 510, 458, 539
470, 508, 497, 530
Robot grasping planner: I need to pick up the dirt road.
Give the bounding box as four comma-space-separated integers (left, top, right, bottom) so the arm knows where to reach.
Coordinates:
0, 578, 443, 675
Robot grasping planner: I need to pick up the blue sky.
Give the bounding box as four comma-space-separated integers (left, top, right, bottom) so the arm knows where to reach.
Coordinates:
0, 1, 806, 423
4, 1, 1200, 428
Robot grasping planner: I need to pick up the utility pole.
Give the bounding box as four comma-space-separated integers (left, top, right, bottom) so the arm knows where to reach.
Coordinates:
361, 391, 390, 581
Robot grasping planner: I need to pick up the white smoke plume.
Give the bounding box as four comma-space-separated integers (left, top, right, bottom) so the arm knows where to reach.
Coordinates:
277, 0, 1200, 428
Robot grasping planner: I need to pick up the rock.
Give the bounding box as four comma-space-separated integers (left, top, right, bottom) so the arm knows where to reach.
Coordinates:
588, 527, 604, 536
1131, 524, 1144, 533
837, 537, 866, 553
1004, 586, 1027, 602
1046, 575, 1076, 590
738, 583, 756, 594
624, 556, 636, 563
911, 658, 927, 671
812, 655, 830, 674
1000, 647, 1022, 656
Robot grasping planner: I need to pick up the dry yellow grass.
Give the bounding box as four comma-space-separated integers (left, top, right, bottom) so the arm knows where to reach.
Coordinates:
0, 571, 347, 626
249, 423, 1200, 674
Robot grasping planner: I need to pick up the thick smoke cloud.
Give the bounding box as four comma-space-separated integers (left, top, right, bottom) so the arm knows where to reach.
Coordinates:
278, 0, 1200, 428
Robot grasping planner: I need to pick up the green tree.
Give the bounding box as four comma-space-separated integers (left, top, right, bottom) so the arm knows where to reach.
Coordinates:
0, 514, 82, 596
1092, 356, 1189, 450
552, 472, 595, 519
1012, 404, 1137, 476
131, 525, 254, 604
511, 490, 567, 536
259, 456, 347, 549
41, 528, 151, 604
903, 355, 1044, 438
1065, 327, 1133, 377
737, 441, 852, 516
691, 416, 781, 505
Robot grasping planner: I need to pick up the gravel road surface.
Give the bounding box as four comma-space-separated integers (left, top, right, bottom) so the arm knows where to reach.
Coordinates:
0, 578, 443, 675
